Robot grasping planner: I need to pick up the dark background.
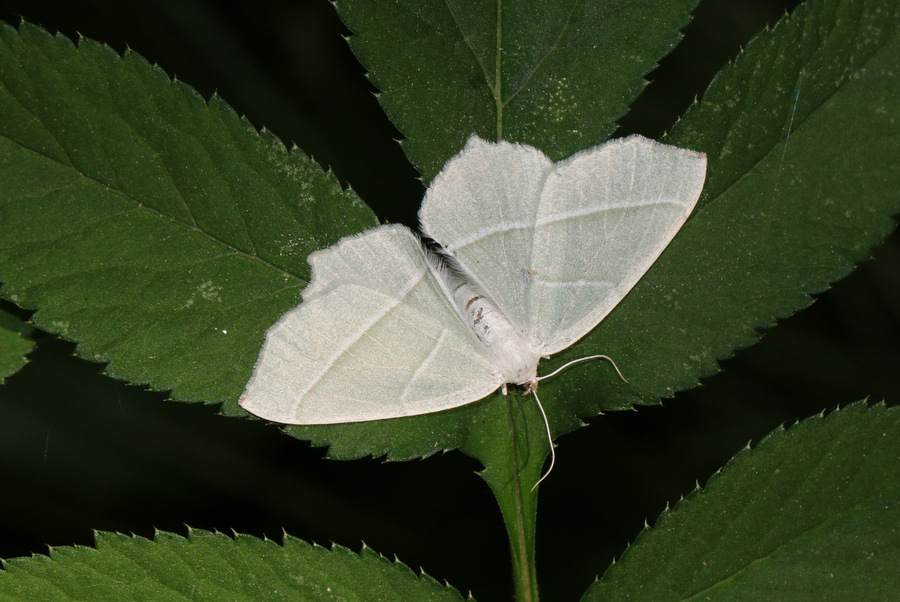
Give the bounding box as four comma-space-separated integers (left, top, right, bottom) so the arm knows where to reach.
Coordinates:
0, 0, 897, 600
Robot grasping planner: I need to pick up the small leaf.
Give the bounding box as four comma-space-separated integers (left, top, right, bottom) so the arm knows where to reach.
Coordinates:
0, 305, 33, 383
335, 0, 699, 181
584, 401, 900, 599
0, 529, 465, 600
0, 22, 377, 410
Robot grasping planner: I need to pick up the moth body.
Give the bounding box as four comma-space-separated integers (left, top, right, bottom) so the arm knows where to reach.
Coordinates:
448, 279, 541, 388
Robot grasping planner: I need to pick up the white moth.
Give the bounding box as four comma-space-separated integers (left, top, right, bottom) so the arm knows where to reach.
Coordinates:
241, 135, 706, 445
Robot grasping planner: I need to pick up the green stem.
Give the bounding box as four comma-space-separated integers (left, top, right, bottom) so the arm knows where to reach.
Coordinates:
471, 396, 548, 601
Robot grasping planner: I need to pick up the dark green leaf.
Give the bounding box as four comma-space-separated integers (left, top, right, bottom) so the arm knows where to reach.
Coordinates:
584, 401, 900, 599
336, 0, 698, 181
0, 529, 465, 600
0, 22, 377, 411
584, 0, 900, 409
0, 305, 33, 382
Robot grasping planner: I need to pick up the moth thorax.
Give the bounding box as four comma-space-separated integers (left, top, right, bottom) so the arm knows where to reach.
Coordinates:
452, 282, 541, 385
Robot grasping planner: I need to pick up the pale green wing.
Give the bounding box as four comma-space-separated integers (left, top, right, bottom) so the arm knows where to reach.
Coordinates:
240, 225, 503, 425
419, 136, 553, 331
528, 135, 706, 354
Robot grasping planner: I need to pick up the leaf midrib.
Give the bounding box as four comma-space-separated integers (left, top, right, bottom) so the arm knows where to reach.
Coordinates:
441, 0, 582, 141
0, 30, 305, 286
682, 482, 896, 599
687, 17, 895, 224
1, 136, 305, 286
503, 0, 581, 108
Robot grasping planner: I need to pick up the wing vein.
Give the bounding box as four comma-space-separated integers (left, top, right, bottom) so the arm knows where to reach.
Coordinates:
535, 197, 686, 227
447, 218, 533, 252
296, 265, 429, 401
537, 279, 613, 289
400, 329, 451, 401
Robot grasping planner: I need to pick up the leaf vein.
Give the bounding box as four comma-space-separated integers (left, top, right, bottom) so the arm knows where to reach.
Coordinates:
0, 139, 304, 285
504, 0, 580, 107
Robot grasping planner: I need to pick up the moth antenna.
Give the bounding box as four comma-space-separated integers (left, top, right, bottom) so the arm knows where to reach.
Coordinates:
531, 388, 556, 491
531, 355, 627, 491
538, 355, 628, 383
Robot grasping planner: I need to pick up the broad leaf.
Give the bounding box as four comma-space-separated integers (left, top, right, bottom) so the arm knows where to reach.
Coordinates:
643, 0, 900, 396
529, 0, 900, 434
336, 0, 699, 181
0, 529, 464, 600
584, 401, 900, 599
0, 305, 33, 382
0, 22, 377, 411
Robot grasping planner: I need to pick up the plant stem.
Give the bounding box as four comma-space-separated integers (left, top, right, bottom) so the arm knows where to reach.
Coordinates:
506, 461, 538, 601
473, 396, 547, 601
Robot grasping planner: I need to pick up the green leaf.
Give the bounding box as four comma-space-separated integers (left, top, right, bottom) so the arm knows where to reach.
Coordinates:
0, 22, 377, 410
0, 305, 33, 382
0, 529, 465, 600
584, 401, 900, 599
335, 0, 699, 181
0, 2, 892, 455
552, 0, 900, 417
